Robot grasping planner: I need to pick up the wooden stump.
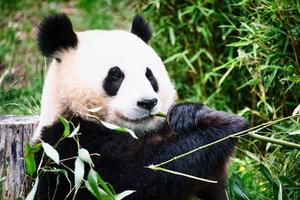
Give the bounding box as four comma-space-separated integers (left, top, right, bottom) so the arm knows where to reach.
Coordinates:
0, 116, 39, 200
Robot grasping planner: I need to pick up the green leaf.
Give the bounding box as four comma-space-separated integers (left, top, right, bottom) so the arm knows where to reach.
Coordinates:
218, 63, 235, 87
85, 180, 100, 199
42, 142, 59, 164
114, 128, 138, 139
25, 154, 36, 176
78, 148, 94, 166
259, 164, 284, 200
292, 104, 300, 116
86, 169, 111, 200
243, 150, 260, 162
94, 170, 115, 197
74, 157, 85, 189
168, 26, 176, 45
182, 54, 196, 74
26, 143, 42, 153
229, 174, 251, 200
115, 190, 135, 200
101, 121, 138, 139
163, 50, 188, 64
241, 22, 255, 34
226, 40, 252, 47
25, 177, 39, 200
25, 143, 42, 176
288, 129, 300, 135
59, 117, 70, 137
281, 75, 300, 83
68, 124, 80, 138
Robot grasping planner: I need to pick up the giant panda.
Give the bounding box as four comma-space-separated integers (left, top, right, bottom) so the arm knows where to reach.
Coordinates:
32, 13, 248, 200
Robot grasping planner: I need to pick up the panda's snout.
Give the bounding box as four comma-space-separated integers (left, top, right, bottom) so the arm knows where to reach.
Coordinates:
137, 98, 158, 111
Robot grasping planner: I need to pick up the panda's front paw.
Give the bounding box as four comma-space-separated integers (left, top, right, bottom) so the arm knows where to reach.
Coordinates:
167, 103, 211, 134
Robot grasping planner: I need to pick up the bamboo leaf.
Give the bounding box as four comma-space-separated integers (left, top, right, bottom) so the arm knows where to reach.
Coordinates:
288, 129, 300, 135
59, 117, 70, 137
115, 190, 135, 200
25, 143, 42, 176
229, 174, 251, 200
101, 121, 138, 139
42, 142, 59, 164
78, 148, 94, 166
68, 124, 80, 138
87, 169, 112, 199
292, 104, 300, 116
259, 164, 284, 200
218, 63, 235, 87
94, 169, 115, 197
226, 40, 252, 47
168, 26, 176, 45
25, 177, 39, 200
163, 50, 188, 64
114, 127, 138, 139
74, 157, 85, 189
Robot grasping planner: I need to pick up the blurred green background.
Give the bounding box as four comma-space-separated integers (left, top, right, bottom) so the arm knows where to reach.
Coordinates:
0, 0, 299, 199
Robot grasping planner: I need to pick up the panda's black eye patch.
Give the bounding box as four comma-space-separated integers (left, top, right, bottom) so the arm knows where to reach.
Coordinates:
146, 67, 158, 92
103, 66, 124, 96
109, 67, 124, 80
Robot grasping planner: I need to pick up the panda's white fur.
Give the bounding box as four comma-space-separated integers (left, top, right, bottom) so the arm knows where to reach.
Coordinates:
32, 30, 176, 143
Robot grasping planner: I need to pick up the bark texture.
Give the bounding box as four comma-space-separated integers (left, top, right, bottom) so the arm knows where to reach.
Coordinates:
0, 116, 38, 200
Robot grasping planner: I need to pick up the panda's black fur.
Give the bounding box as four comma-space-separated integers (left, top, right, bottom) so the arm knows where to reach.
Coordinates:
35, 104, 247, 200
34, 14, 248, 200
37, 13, 78, 58
131, 15, 152, 43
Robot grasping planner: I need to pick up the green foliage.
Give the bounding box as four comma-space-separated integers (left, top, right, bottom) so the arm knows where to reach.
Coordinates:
59, 116, 71, 137
25, 118, 135, 200
25, 143, 42, 176
136, 0, 300, 199
136, 0, 299, 122
229, 174, 251, 200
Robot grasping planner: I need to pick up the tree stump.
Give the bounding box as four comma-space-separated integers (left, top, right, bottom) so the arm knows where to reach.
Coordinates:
0, 116, 39, 200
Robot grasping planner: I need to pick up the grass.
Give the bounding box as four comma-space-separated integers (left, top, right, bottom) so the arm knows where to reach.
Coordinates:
0, 0, 300, 199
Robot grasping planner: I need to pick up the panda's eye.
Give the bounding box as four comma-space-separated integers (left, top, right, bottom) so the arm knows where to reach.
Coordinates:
108, 66, 124, 80
146, 68, 154, 79
103, 66, 125, 96
145, 67, 159, 92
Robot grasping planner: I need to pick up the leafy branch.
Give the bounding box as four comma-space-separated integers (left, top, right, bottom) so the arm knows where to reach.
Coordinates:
25, 117, 135, 200
148, 113, 300, 171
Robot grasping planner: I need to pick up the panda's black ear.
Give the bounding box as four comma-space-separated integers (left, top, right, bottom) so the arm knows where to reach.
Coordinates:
131, 15, 152, 43
37, 13, 78, 57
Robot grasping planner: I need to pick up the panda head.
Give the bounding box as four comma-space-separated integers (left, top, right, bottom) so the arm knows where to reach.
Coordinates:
33, 13, 176, 141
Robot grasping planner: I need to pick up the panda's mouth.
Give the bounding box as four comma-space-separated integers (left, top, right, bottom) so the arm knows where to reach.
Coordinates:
116, 112, 154, 123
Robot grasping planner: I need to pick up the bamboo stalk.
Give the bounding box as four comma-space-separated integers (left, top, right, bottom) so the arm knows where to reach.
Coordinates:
150, 114, 300, 168
146, 165, 218, 183
249, 133, 300, 149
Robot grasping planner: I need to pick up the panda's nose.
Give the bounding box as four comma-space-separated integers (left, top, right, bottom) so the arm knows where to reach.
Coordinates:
137, 98, 158, 110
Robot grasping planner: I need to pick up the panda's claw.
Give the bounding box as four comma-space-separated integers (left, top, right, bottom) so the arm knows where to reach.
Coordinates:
167, 103, 211, 134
